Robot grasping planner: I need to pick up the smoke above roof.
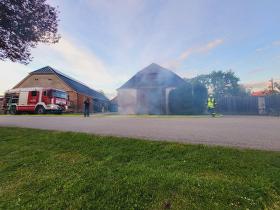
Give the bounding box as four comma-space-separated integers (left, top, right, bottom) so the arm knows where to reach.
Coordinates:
118, 63, 186, 89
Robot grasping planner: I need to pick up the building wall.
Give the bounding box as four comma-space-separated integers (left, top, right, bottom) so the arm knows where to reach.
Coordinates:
117, 89, 137, 114
15, 74, 72, 91
136, 88, 166, 114
118, 88, 170, 115
165, 87, 176, 114
93, 99, 110, 113
67, 91, 78, 112
77, 94, 94, 113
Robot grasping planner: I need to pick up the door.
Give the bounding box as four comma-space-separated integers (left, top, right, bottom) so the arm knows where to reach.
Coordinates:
137, 88, 163, 114
41, 90, 50, 105
28, 91, 39, 105
147, 89, 163, 115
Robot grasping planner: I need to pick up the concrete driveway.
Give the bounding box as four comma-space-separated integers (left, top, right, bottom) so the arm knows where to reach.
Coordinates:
0, 115, 279, 151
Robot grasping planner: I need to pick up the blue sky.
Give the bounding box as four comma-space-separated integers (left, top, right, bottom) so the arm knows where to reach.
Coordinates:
1, 0, 280, 97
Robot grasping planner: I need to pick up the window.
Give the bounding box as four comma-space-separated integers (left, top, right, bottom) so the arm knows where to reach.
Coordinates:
31, 91, 37, 96
11, 97, 19, 103
35, 78, 38, 81
48, 78, 52, 81
51, 90, 68, 99
43, 91, 47, 96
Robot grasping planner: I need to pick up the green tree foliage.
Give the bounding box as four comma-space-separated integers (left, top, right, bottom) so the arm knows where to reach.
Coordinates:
0, 0, 60, 64
191, 70, 248, 97
192, 81, 208, 114
169, 81, 208, 115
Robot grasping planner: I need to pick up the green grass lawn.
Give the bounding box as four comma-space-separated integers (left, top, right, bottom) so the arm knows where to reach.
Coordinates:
0, 127, 279, 209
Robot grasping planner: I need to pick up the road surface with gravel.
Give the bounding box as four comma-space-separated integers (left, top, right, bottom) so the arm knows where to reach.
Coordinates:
0, 115, 279, 151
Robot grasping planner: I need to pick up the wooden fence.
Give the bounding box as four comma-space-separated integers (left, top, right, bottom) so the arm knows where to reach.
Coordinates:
216, 95, 280, 115
265, 95, 280, 115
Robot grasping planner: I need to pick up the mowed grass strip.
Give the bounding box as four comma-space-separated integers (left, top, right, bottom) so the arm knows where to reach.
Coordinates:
0, 127, 279, 209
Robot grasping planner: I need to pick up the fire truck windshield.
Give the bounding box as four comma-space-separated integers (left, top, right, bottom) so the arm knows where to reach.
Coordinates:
51, 90, 67, 99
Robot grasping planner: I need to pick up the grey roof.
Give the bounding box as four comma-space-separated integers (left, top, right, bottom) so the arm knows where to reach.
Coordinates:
119, 63, 186, 89
30, 66, 109, 101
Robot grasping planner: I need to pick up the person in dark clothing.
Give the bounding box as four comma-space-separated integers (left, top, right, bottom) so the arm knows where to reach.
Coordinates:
84, 98, 90, 117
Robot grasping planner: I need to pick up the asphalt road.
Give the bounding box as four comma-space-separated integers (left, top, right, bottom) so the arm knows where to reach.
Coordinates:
0, 115, 279, 151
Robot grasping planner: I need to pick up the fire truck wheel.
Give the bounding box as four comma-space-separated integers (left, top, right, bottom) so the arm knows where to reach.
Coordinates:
9, 106, 17, 115
35, 106, 46, 114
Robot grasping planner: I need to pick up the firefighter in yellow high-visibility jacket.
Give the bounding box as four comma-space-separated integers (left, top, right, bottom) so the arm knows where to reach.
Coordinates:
207, 95, 217, 117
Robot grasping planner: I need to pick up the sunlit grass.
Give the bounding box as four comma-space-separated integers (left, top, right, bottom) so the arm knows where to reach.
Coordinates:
0, 127, 279, 209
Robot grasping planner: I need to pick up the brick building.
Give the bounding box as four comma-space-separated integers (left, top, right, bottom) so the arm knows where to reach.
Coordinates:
14, 66, 110, 113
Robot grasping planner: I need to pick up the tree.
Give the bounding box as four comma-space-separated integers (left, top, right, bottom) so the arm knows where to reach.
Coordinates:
191, 81, 208, 114
169, 83, 193, 115
0, 0, 60, 64
191, 70, 246, 97
169, 81, 208, 115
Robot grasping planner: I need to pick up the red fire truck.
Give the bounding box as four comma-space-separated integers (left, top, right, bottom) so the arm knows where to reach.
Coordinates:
3, 87, 69, 114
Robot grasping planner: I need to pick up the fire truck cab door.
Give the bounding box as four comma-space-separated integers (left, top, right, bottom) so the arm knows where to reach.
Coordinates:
42, 90, 49, 104
28, 91, 39, 105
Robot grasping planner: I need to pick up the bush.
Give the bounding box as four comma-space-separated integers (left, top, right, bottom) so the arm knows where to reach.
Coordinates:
192, 81, 208, 114
169, 82, 207, 115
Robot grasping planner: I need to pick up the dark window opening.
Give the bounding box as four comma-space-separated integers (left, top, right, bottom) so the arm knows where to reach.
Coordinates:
31, 91, 37, 96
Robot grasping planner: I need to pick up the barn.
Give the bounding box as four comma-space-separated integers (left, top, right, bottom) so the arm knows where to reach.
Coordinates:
14, 66, 110, 113
117, 63, 186, 114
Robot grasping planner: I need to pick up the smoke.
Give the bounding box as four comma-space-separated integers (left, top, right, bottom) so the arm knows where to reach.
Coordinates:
118, 88, 166, 115
117, 63, 186, 114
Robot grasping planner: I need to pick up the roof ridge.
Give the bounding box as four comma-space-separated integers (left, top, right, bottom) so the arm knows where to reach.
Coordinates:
54, 70, 107, 98
44, 66, 105, 95
138, 63, 174, 74
31, 66, 108, 100
118, 63, 186, 89
49, 67, 93, 90
32, 66, 93, 91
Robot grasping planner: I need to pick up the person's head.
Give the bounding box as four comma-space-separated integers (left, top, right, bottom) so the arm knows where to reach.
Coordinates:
209, 94, 213, 99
